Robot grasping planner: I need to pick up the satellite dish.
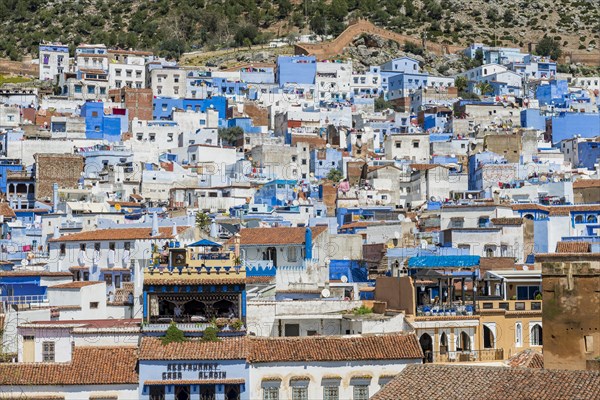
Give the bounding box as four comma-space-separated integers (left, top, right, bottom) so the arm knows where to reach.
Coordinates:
326, 143, 331, 148
292, 200, 299, 206
114, 203, 122, 212
523, 265, 529, 271
394, 231, 400, 239
321, 288, 331, 298
340, 275, 348, 283
397, 214, 405, 222
430, 196, 438, 202
21, 259, 28, 266
450, 154, 456, 158
420, 239, 428, 249
467, 194, 473, 199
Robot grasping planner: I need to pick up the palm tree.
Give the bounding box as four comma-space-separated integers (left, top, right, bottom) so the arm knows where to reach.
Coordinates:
476, 81, 494, 96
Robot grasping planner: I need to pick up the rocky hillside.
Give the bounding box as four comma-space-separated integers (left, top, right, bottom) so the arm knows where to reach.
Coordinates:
0, 0, 598, 61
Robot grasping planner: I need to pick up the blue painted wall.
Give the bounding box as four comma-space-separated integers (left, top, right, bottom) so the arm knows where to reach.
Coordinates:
551, 113, 600, 144
153, 97, 227, 120
276, 56, 316, 86
578, 141, 600, 170
520, 109, 547, 131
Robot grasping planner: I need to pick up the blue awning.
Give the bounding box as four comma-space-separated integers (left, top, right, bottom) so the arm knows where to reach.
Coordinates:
408, 256, 480, 268
188, 239, 222, 247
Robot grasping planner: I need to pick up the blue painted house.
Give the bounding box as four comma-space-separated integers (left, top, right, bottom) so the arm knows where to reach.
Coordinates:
80, 101, 127, 142
254, 180, 298, 207
276, 56, 316, 86
153, 96, 228, 120
310, 148, 342, 179
550, 112, 600, 144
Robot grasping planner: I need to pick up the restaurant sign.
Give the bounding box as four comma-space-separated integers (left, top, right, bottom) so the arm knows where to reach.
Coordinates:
162, 362, 227, 380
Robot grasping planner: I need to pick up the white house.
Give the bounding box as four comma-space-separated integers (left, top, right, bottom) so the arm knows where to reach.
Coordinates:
248, 333, 423, 400
0, 345, 138, 400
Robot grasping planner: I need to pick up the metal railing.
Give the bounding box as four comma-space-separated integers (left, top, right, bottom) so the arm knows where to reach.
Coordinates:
1, 294, 48, 306
424, 348, 504, 363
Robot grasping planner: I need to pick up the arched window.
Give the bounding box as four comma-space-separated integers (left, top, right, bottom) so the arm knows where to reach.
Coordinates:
483, 325, 495, 349
458, 331, 471, 351
575, 215, 584, 223
515, 322, 523, 347
440, 332, 448, 354
524, 214, 534, 220
531, 324, 543, 346
587, 215, 598, 223
419, 333, 433, 363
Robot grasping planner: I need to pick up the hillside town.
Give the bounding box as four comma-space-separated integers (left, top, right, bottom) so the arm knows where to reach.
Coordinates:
0, 28, 599, 400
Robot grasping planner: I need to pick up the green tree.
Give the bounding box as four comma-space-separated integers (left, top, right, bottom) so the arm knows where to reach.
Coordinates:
403, 42, 424, 56
454, 76, 468, 92
326, 168, 343, 182
476, 81, 494, 96
218, 126, 244, 145
535, 37, 562, 61
374, 93, 393, 111
310, 13, 328, 36
161, 322, 186, 345
195, 211, 211, 231
277, 0, 292, 19
202, 326, 220, 342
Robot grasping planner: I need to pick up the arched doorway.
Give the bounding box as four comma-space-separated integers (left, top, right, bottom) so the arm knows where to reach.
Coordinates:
459, 331, 471, 351
265, 246, 277, 267
214, 299, 236, 318
483, 325, 495, 349
531, 324, 543, 346
184, 300, 206, 318
419, 333, 433, 363
440, 332, 448, 354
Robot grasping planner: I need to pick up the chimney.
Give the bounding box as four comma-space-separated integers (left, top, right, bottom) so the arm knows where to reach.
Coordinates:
52, 183, 59, 213
53, 224, 60, 239
210, 219, 218, 238
234, 233, 240, 258
304, 227, 313, 260
172, 221, 177, 236
151, 212, 159, 237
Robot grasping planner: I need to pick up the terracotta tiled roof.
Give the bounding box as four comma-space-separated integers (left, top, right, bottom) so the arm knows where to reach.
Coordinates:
479, 257, 516, 271
107, 201, 143, 207
0, 202, 16, 219
290, 135, 327, 148
0, 346, 138, 385
245, 276, 275, 284
512, 204, 600, 216
573, 179, 600, 189
49, 281, 104, 289
491, 217, 523, 225
237, 226, 327, 246
505, 349, 544, 369
247, 333, 423, 363
49, 226, 190, 242
371, 365, 600, 400
22, 319, 141, 329
139, 337, 247, 360
409, 163, 445, 171
556, 241, 591, 253
143, 277, 247, 286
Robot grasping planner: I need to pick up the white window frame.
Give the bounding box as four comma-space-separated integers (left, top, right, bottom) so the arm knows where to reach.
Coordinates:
515, 322, 523, 348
